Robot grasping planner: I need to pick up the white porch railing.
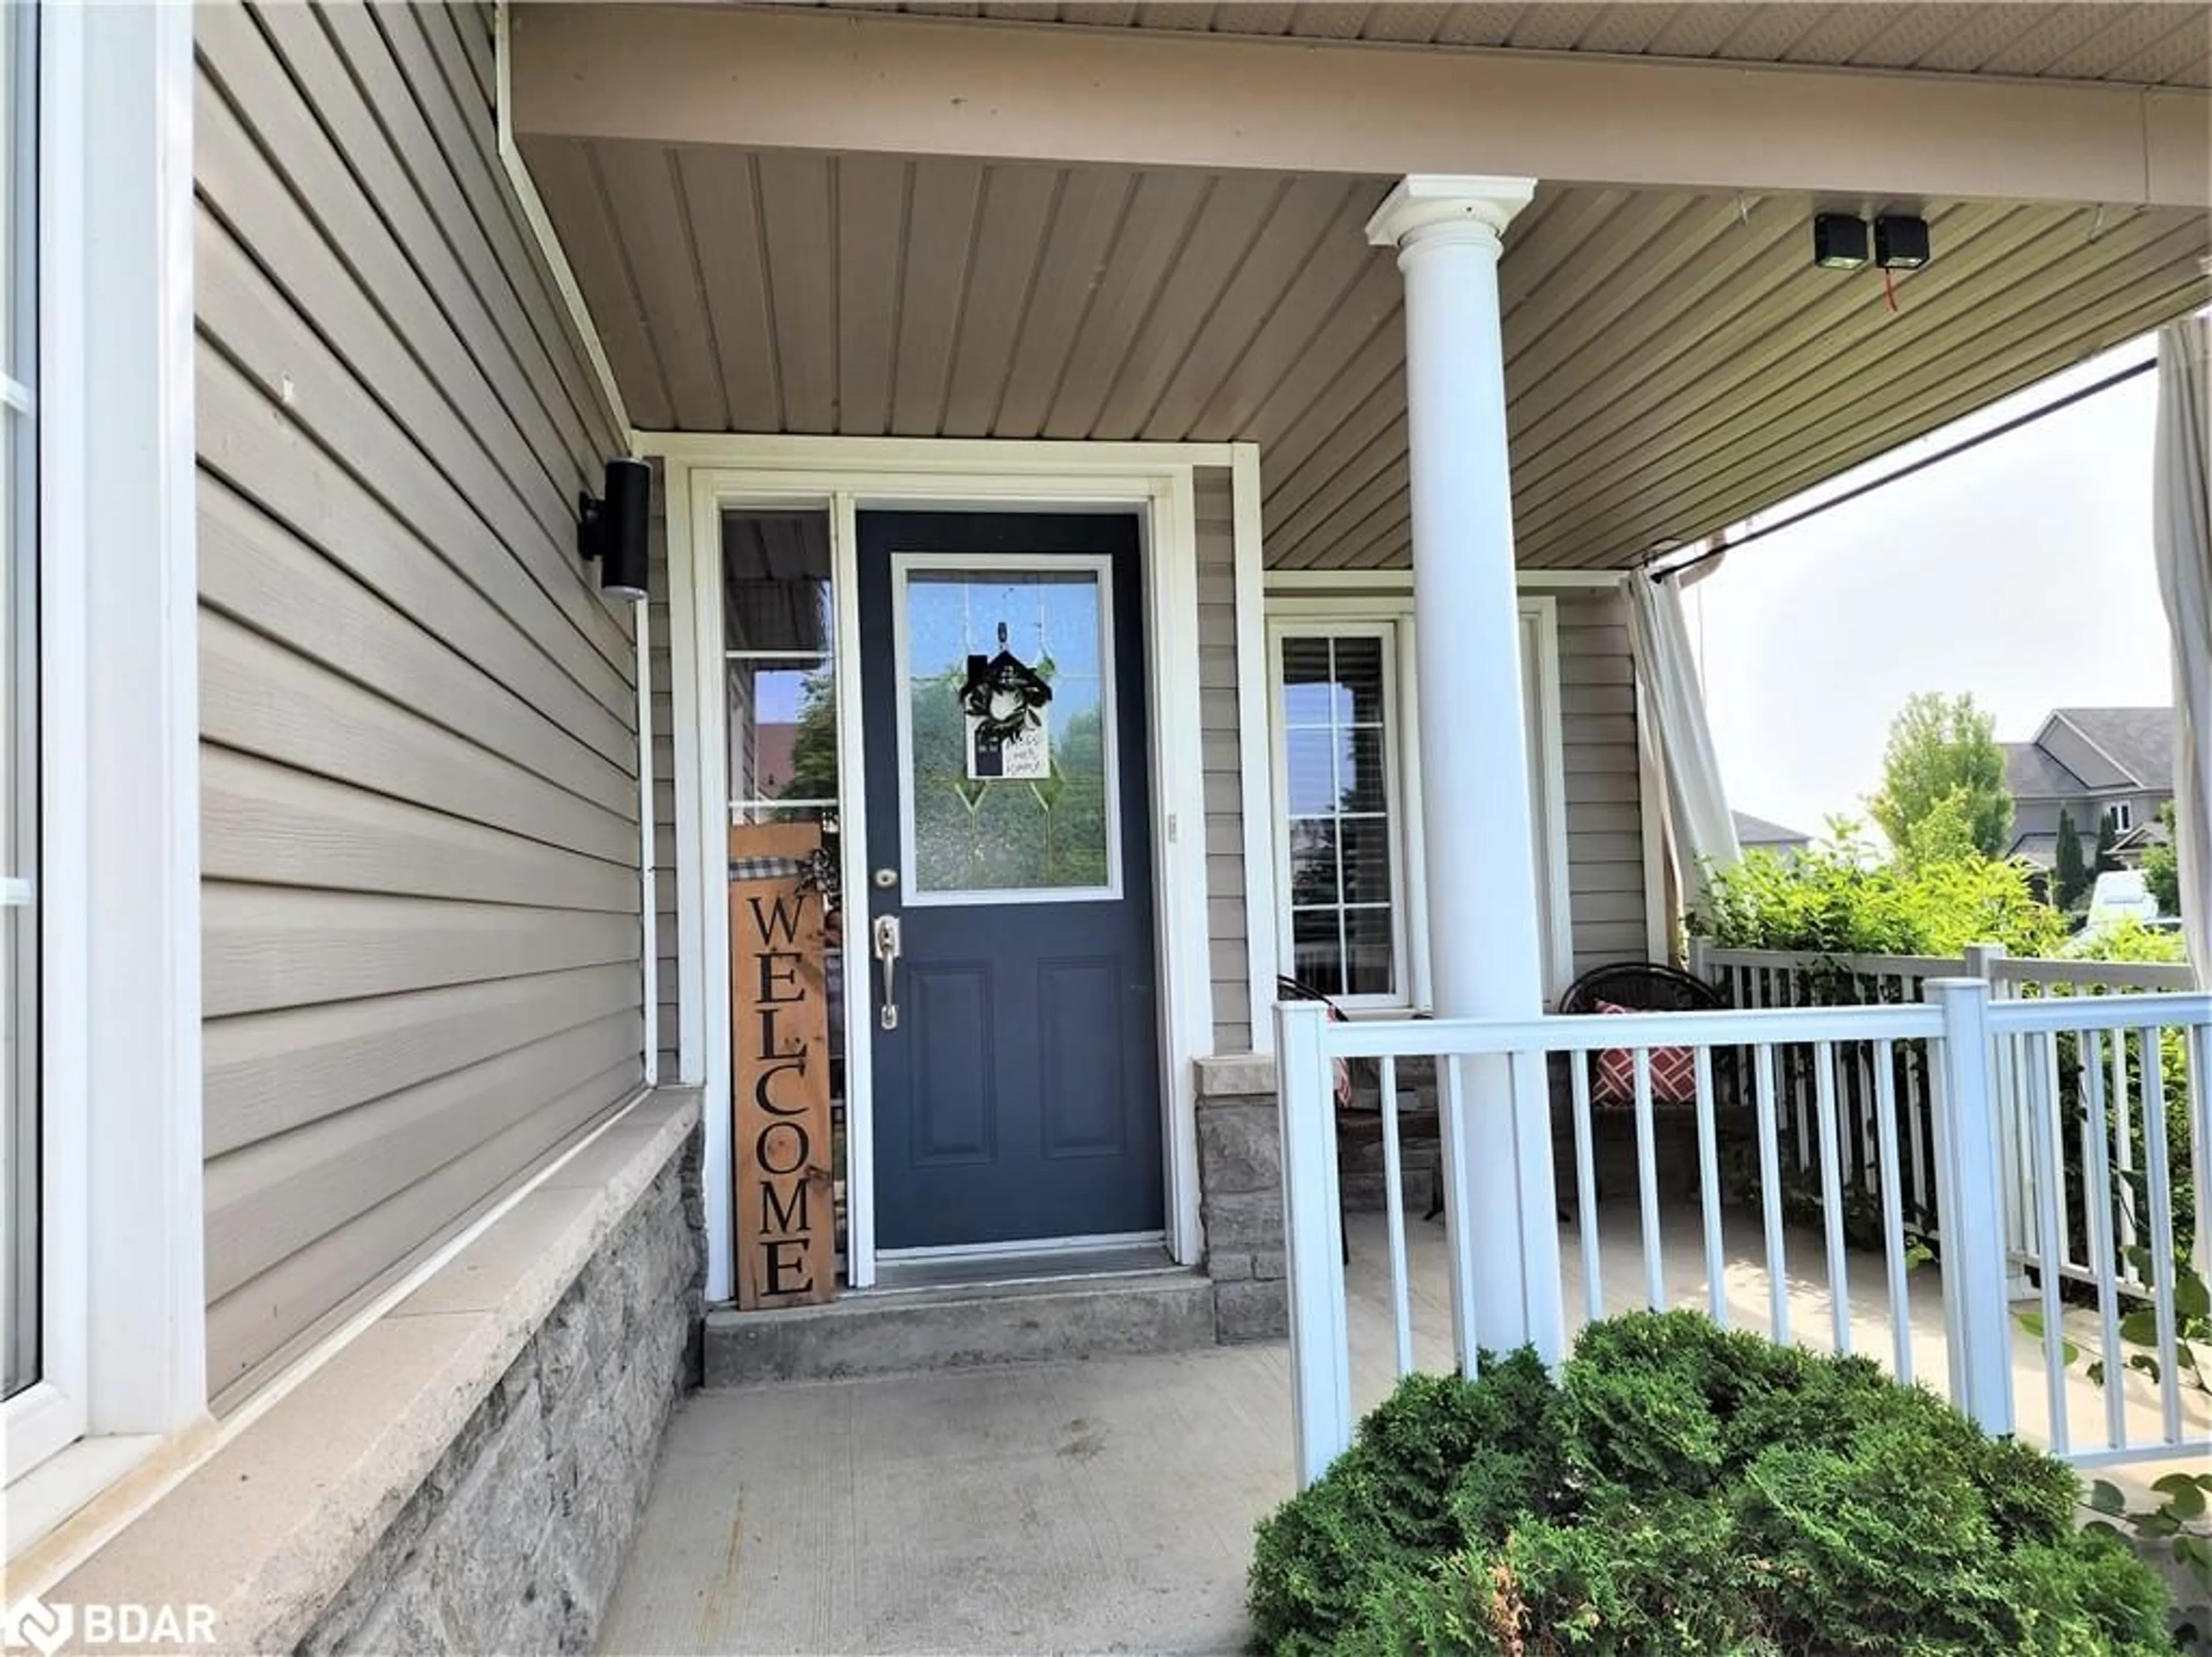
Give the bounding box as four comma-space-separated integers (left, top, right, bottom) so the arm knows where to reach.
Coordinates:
1688, 943, 2199, 1305
1274, 981, 2212, 1488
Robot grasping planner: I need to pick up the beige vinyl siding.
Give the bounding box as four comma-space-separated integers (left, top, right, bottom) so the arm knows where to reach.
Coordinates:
1555, 587, 1652, 976
1195, 468, 1252, 1054
195, 1, 639, 1409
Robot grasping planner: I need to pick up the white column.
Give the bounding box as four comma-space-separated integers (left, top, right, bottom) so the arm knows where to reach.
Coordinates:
1367, 176, 1563, 1365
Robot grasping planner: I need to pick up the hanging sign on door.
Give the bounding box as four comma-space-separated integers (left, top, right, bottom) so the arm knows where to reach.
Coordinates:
729, 820, 836, 1310
960, 632, 1054, 781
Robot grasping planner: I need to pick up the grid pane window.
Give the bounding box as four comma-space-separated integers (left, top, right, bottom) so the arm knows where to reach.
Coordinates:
1279, 633, 1397, 999
4, 0, 39, 1401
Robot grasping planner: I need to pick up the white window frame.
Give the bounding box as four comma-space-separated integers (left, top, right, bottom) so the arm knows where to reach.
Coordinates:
2109, 800, 2134, 833
1266, 616, 1412, 1010
6, 0, 203, 1539
1264, 591, 1575, 1011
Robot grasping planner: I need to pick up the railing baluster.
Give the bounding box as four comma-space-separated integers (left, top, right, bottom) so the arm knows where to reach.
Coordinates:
1571, 1050, 1601, 1327
2046, 1028, 2078, 1281
1634, 1046, 1663, 1310
1694, 1045, 1726, 1328
1754, 1042, 1789, 1344
2112, 1028, 2139, 1283
2191, 1022, 2211, 1289
2141, 1025, 2183, 1447
1815, 1040, 1851, 1354
1378, 1054, 1414, 1380
2078, 1030, 2126, 1455
2026, 1030, 2070, 1455
1904, 1017, 1931, 1231
1854, 1023, 1878, 1200
1782, 971, 1812, 1171
1872, 1038, 1911, 1384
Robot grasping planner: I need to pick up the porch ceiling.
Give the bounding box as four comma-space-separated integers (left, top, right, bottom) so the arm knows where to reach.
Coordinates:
797, 3, 2212, 89
527, 137, 2208, 569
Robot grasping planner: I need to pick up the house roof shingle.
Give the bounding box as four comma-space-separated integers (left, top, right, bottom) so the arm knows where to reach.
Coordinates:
2050, 707, 2176, 791
1732, 810, 1813, 849
2002, 741, 2088, 800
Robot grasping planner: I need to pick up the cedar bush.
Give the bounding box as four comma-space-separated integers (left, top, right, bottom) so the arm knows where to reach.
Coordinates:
1248, 1312, 2175, 1656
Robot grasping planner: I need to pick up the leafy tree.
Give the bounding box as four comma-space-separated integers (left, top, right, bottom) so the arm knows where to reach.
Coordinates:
1895, 785, 1983, 871
2145, 801, 2181, 916
1868, 691, 2013, 860
782, 668, 841, 806
2093, 807, 2120, 875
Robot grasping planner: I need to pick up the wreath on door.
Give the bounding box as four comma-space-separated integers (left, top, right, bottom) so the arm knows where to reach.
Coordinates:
958, 629, 1054, 746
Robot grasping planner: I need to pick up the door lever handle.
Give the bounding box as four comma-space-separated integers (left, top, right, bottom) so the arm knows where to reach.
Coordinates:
872, 914, 902, 1031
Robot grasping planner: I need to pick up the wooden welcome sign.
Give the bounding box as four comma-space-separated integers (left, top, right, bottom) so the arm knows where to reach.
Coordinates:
729, 821, 836, 1309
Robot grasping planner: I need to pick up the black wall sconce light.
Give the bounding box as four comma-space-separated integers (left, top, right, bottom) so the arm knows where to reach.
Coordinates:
1812, 213, 1869, 270
578, 458, 650, 602
1814, 211, 1933, 274
1873, 214, 1931, 270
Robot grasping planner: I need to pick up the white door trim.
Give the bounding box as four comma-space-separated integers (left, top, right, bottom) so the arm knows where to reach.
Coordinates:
654, 438, 1220, 1297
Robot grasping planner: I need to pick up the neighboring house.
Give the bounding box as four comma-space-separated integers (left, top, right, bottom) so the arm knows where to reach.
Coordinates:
7, 4, 2207, 1651
2003, 707, 2176, 871
1732, 811, 1815, 857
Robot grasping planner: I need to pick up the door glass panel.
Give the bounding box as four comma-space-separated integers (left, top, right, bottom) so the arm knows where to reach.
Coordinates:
722, 509, 848, 1272
901, 562, 1115, 900
725, 510, 836, 818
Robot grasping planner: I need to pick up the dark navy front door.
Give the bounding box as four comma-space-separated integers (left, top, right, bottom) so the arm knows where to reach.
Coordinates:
858, 512, 1164, 1250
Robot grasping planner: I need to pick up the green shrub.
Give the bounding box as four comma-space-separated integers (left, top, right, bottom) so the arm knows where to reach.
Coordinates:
1248, 1312, 2175, 1657
1689, 818, 2066, 960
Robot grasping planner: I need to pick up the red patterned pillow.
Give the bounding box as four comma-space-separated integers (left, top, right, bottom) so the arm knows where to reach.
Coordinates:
1591, 999, 1699, 1106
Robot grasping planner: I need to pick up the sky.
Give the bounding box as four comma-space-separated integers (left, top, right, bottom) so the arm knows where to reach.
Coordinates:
1685, 332, 2177, 843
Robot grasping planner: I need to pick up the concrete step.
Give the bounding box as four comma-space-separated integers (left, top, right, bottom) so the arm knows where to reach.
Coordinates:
704, 1269, 1217, 1387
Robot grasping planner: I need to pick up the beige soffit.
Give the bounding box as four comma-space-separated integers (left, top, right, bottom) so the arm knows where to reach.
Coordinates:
520, 137, 2211, 570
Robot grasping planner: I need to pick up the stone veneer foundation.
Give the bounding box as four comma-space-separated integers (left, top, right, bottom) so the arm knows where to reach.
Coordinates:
298, 1125, 705, 1654
1196, 1055, 1445, 1344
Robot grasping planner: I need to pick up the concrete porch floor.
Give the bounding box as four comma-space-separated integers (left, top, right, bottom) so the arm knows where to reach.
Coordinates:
597, 1204, 2209, 1656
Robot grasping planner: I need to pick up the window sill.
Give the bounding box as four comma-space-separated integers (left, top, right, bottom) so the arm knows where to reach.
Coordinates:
5, 1429, 200, 1563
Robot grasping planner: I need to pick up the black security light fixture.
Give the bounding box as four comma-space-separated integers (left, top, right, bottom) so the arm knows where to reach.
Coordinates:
1812, 213, 1869, 270
579, 458, 650, 601
1873, 213, 1931, 270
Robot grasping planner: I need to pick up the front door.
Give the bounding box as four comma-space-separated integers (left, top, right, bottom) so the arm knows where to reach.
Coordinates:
857, 512, 1164, 1251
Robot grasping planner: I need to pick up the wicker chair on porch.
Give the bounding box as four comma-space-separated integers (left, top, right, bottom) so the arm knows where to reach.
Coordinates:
1554, 962, 1729, 1205
1275, 976, 1444, 1263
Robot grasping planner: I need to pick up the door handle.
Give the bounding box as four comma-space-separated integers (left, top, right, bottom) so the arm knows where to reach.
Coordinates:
872, 914, 902, 1031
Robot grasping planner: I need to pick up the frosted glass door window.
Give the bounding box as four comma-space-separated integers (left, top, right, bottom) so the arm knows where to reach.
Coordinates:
897, 561, 1116, 900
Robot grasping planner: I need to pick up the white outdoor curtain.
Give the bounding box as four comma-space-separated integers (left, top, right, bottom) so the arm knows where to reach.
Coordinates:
1627, 567, 1740, 919
2152, 315, 2211, 988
